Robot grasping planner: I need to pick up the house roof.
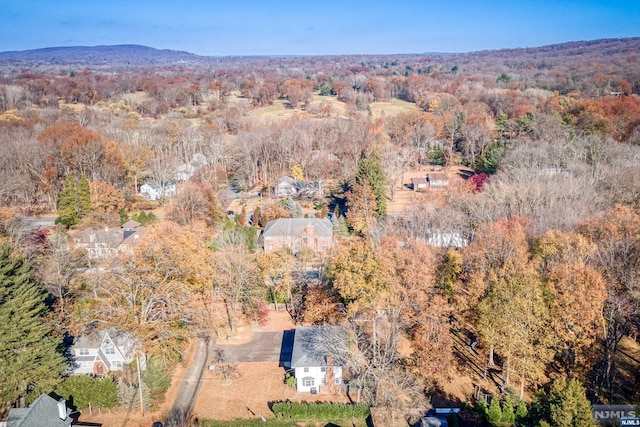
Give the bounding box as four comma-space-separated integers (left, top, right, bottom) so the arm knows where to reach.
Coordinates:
427, 172, 449, 182
71, 328, 135, 354
412, 177, 428, 185
74, 224, 145, 251
276, 176, 297, 186
7, 394, 71, 427
291, 326, 346, 368
121, 220, 141, 230
263, 218, 333, 239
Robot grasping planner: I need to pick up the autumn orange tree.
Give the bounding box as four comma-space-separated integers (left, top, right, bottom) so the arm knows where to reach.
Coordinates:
90, 221, 213, 364
345, 177, 378, 237
464, 217, 552, 396
257, 249, 294, 311
578, 206, 640, 397
532, 230, 607, 377
89, 181, 125, 215
324, 237, 392, 315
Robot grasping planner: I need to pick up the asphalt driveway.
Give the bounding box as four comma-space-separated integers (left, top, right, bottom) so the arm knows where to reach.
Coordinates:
213, 330, 294, 365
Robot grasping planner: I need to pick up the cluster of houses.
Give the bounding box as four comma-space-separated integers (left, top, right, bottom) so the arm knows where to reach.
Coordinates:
412, 171, 450, 191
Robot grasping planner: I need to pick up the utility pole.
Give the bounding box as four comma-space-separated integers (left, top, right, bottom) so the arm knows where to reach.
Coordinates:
137, 354, 144, 416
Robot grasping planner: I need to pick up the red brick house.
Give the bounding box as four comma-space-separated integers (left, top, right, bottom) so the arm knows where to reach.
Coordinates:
262, 218, 333, 254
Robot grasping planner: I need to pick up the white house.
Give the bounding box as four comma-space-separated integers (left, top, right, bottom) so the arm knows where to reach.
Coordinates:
290, 326, 345, 394
425, 231, 469, 248
274, 176, 299, 197
274, 176, 324, 198
176, 153, 208, 182
427, 172, 449, 188
139, 182, 177, 201
70, 329, 141, 376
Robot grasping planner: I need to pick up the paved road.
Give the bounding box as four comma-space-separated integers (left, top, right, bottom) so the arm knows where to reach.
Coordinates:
163, 338, 211, 427
20, 216, 57, 229
214, 331, 293, 362
213, 331, 294, 364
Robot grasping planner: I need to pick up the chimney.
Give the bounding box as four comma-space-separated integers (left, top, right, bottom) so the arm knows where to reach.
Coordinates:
57, 398, 67, 420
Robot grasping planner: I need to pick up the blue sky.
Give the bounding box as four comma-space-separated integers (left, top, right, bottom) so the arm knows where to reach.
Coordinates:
1, 1, 638, 55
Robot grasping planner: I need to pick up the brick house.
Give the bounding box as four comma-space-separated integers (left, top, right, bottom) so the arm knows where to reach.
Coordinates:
262, 218, 333, 254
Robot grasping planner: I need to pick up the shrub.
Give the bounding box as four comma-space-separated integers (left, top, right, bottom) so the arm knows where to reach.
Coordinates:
271, 401, 370, 420
58, 375, 118, 410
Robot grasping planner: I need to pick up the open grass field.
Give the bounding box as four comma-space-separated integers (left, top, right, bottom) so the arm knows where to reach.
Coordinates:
247, 93, 418, 120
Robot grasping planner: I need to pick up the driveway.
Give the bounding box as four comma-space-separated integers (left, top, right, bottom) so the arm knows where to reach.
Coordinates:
213, 330, 294, 365
163, 338, 210, 427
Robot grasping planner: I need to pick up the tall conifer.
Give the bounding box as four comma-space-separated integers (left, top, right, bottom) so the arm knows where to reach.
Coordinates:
356, 152, 387, 218
0, 244, 67, 406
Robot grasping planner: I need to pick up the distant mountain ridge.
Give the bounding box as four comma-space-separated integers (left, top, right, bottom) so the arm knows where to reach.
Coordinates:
1, 38, 639, 65
0, 44, 200, 64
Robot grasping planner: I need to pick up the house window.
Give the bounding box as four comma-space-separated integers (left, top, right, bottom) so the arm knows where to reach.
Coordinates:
335, 377, 342, 385
320, 367, 326, 372
303, 378, 314, 387
104, 344, 115, 355
321, 377, 326, 385
78, 348, 89, 356
113, 361, 123, 369
303, 367, 309, 373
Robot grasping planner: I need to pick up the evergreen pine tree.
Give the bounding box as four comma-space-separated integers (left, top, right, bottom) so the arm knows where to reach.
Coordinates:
516, 399, 528, 420
356, 152, 387, 218
56, 175, 80, 226
0, 244, 67, 406
56, 174, 92, 226
77, 174, 91, 217
119, 208, 129, 225
502, 398, 516, 423
488, 396, 503, 423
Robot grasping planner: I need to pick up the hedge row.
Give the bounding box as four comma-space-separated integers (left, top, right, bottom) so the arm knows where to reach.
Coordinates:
271, 401, 370, 419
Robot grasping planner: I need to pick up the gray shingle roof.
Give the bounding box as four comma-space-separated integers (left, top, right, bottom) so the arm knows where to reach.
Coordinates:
290, 326, 346, 368
7, 394, 71, 427
263, 218, 333, 239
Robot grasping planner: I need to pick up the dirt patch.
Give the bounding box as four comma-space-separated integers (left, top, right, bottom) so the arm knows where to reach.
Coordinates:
193, 361, 349, 422
194, 309, 351, 421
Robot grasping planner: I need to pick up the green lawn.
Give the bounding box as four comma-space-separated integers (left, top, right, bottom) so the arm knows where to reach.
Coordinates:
198, 418, 368, 427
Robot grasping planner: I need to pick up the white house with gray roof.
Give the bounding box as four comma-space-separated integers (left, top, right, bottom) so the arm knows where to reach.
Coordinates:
70, 329, 139, 376
291, 326, 345, 394
262, 218, 333, 255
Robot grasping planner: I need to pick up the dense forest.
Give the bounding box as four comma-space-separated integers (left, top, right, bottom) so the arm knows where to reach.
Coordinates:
0, 37, 639, 425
